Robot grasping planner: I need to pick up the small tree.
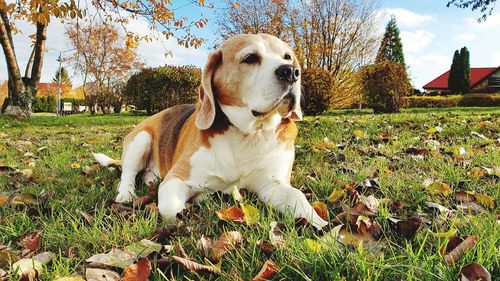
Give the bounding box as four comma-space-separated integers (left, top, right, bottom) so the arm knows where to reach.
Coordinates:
376, 16, 406, 68
52, 67, 72, 85
448, 47, 470, 93
301, 68, 335, 115
360, 61, 411, 113
448, 50, 461, 93
459, 47, 471, 93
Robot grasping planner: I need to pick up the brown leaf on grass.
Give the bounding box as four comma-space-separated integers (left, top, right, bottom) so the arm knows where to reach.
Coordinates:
0, 246, 19, 268
196, 235, 212, 258
389, 216, 422, 239
53, 277, 85, 281
172, 256, 220, 275
457, 191, 495, 209
122, 258, 151, 281
440, 236, 467, 256
132, 195, 154, 209
469, 167, 489, 178
216, 205, 245, 223
10, 193, 38, 207
312, 201, 328, 220
460, 262, 491, 281
210, 231, 243, 262
258, 240, 276, 256
176, 244, 195, 261
16, 231, 42, 258
111, 203, 134, 219
0, 194, 10, 207
149, 227, 174, 244
85, 268, 120, 281
251, 260, 279, 281
444, 236, 478, 266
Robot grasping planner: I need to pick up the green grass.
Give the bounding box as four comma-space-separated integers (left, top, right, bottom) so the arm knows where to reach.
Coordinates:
1, 107, 499, 280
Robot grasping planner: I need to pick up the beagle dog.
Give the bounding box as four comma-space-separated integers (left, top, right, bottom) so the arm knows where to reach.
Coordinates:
94, 34, 328, 229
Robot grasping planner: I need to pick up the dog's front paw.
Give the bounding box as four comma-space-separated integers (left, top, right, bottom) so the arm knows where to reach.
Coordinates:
115, 191, 136, 203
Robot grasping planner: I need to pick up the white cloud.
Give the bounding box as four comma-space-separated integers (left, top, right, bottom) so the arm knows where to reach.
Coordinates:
406, 53, 450, 89
492, 52, 500, 65
455, 33, 476, 42
401, 30, 435, 53
376, 8, 436, 28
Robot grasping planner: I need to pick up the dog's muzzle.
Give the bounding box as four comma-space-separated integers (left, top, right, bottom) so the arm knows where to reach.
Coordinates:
251, 92, 296, 118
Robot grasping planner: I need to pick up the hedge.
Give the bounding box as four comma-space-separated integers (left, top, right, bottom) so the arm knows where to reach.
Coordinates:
301, 68, 335, 115
33, 96, 57, 113
402, 93, 500, 108
124, 65, 201, 115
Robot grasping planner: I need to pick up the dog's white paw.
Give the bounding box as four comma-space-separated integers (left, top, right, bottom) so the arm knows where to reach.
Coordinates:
115, 191, 136, 203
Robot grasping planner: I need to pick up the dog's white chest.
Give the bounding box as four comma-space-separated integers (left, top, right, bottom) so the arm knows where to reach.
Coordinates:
187, 127, 293, 191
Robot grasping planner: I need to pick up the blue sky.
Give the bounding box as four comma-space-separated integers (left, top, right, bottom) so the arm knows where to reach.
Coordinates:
1, 0, 499, 90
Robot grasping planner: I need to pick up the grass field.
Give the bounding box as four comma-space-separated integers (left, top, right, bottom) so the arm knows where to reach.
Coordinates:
0, 107, 499, 280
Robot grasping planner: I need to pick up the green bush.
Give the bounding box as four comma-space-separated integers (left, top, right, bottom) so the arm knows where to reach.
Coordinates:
359, 61, 411, 113
301, 68, 335, 115
33, 96, 57, 113
124, 65, 201, 115
403, 94, 500, 108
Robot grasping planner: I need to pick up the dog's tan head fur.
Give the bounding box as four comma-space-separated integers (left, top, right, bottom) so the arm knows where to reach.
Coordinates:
195, 34, 302, 133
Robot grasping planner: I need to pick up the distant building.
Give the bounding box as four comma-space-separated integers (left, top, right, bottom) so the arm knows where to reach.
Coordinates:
423, 67, 500, 94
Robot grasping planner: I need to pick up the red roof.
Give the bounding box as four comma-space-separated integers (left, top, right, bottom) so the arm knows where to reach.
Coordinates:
423, 67, 500, 89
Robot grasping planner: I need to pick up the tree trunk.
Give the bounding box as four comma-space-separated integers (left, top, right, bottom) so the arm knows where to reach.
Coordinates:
0, 10, 47, 117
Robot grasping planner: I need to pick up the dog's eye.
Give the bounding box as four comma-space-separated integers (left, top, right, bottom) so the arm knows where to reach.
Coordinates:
242, 53, 259, 64
284, 54, 292, 60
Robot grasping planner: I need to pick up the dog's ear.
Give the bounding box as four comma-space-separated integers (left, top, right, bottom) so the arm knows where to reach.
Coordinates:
196, 50, 222, 130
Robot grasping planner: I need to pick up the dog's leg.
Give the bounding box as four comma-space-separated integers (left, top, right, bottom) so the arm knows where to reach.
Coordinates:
255, 181, 328, 229
157, 177, 192, 222
116, 131, 152, 203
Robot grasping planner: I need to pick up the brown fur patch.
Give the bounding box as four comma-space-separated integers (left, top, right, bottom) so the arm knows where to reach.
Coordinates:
277, 118, 298, 150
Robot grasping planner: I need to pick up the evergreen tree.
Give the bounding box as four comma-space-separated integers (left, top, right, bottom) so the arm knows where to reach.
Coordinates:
448, 50, 461, 93
459, 47, 470, 93
52, 67, 72, 85
376, 16, 406, 68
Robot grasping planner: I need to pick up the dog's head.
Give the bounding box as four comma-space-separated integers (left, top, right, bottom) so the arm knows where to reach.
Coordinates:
195, 34, 302, 133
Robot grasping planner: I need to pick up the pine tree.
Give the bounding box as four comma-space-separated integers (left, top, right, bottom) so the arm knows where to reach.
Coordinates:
52, 67, 72, 85
376, 16, 406, 68
448, 50, 461, 93
459, 47, 470, 93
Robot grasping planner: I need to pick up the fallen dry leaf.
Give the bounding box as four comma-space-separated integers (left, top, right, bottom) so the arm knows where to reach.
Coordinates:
258, 240, 276, 256
196, 235, 212, 257
427, 181, 452, 197
70, 163, 81, 169
125, 239, 162, 258
444, 236, 478, 266
328, 189, 345, 203
132, 195, 154, 209
16, 231, 42, 258
460, 262, 491, 281
240, 203, 260, 225
312, 201, 328, 220
172, 256, 220, 275
269, 221, 286, 247
86, 248, 136, 269
122, 258, 151, 281
210, 231, 243, 262
251, 260, 279, 281
388, 216, 422, 239
216, 206, 245, 223
85, 268, 120, 281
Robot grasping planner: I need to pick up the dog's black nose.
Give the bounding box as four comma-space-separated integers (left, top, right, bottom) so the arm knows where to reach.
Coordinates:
275, 64, 300, 84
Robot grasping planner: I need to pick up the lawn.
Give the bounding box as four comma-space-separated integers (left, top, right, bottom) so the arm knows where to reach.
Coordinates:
0, 107, 499, 280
